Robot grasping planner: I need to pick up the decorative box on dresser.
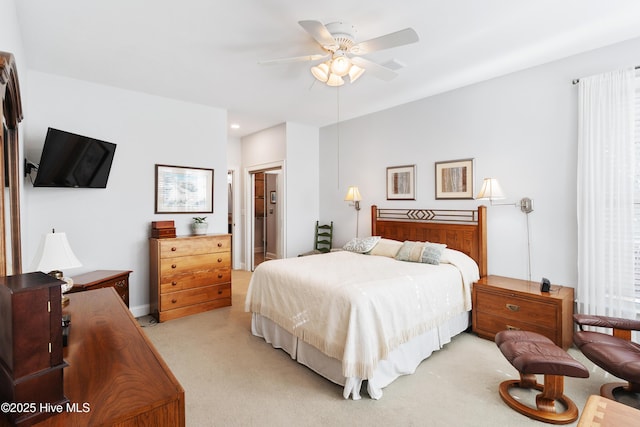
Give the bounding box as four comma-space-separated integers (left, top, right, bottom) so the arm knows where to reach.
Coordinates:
472, 275, 574, 350
150, 234, 231, 322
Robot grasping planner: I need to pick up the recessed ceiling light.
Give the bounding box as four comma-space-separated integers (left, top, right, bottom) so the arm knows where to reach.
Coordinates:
230, 123, 240, 129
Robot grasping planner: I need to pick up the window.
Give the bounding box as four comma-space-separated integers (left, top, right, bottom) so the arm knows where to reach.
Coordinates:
634, 69, 640, 312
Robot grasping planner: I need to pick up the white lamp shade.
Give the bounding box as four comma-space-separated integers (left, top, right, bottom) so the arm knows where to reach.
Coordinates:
476, 178, 506, 200
344, 186, 362, 202
311, 62, 330, 82
330, 53, 351, 77
32, 232, 82, 273
326, 73, 344, 87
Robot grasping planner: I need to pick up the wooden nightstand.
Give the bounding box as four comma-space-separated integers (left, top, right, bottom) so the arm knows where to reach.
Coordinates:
68, 270, 132, 307
472, 275, 574, 349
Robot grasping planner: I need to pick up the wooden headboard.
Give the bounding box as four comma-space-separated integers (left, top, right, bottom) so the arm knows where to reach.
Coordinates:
371, 205, 487, 277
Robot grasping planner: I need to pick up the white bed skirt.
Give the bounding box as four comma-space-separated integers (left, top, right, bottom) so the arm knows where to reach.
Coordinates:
251, 311, 470, 400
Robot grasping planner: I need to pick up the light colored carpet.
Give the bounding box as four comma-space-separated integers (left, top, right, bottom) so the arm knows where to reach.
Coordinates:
139, 270, 619, 427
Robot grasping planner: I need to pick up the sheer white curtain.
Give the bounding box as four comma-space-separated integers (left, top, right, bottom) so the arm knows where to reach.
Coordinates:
577, 68, 636, 318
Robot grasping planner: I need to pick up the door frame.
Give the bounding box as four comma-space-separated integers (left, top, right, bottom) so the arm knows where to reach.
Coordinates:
245, 161, 285, 270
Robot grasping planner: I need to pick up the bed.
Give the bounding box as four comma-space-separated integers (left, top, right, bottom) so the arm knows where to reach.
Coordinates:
245, 205, 487, 399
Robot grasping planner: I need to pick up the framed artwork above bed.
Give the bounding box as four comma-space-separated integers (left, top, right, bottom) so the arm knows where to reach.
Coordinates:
386, 165, 416, 200
435, 158, 475, 199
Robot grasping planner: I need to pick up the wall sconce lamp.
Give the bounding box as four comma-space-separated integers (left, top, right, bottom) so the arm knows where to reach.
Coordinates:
476, 178, 533, 214
32, 229, 83, 306
476, 177, 534, 281
344, 186, 361, 211
344, 186, 362, 237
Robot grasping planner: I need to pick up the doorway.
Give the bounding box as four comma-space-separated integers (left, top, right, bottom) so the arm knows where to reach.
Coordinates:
248, 165, 283, 270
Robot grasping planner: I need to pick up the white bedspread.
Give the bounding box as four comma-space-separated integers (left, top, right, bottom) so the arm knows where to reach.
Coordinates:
245, 250, 479, 379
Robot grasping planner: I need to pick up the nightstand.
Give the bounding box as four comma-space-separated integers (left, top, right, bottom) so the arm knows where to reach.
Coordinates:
68, 270, 132, 306
472, 275, 574, 349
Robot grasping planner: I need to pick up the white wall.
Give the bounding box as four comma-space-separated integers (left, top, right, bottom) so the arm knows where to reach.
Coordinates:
22, 71, 228, 316
285, 122, 319, 257
320, 36, 640, 288
240, 122, 320, 263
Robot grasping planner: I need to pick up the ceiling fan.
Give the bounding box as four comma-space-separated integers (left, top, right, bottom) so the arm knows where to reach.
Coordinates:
260, 20, 419, 86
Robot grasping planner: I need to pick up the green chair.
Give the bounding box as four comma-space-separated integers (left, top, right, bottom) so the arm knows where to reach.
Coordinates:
314, 221, 333, 253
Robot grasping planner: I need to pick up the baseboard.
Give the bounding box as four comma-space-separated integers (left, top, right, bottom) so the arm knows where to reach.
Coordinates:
130, 303, 150, 318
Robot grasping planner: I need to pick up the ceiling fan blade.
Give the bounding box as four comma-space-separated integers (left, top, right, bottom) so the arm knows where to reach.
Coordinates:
259, 53, 329, 65
350, 57, 398, 81
298, 20, 338, 50
352, 28, 419, 55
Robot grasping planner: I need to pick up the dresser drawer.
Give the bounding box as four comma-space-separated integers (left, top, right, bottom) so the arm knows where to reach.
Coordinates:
158, 235, 230, 258
159, 253, 230, 277
475, 290, 558, 329
160, 268, 231, 293
475, 313, 560, 344
160, 283, 231, 311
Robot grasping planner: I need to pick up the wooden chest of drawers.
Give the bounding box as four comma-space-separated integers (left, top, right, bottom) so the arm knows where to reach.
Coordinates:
472, 275, 574, 349
150, 234, 231, 322
68, 270, 132, 306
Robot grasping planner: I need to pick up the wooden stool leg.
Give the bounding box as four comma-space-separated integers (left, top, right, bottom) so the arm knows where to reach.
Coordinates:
537, 375, 563, 412
499, 374, 580, 424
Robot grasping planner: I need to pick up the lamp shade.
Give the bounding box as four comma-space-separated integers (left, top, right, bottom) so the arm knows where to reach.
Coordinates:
344, 186, 362, 202
32, 231, 82, 273
476, 178, 506, 200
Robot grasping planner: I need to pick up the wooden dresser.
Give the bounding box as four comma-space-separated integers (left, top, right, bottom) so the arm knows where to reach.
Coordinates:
68, 270, 132, 306
0, 288, 185, 427
149, 234, 232, 322
472, 275, 574, 349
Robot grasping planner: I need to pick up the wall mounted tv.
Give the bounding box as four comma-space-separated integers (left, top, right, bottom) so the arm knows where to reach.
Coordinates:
33, 128, 117, 188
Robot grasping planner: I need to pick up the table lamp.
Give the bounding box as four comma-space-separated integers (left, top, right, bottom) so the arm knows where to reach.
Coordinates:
32, 229, 82, 305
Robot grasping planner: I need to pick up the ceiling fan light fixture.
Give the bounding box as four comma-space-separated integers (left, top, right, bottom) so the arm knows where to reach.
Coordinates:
311, 62, 330, 82
330, 52, 351, 77
326, 73, 344, 87
348, 64, 365, 83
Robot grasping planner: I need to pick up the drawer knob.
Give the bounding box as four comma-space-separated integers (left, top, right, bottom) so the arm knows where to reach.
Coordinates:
218, 290, 223, 295
171, 281, 177, 286
506, 303, 520, 312
171, 298, 177, 304
171, 264, 177, 269
506, 325, 520, 331
217, 258, 223, 263
217, 242, 223, 247
171, 247, 177, 251
218, 273, 223, 279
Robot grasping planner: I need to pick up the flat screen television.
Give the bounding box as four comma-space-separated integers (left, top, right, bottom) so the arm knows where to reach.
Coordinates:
33, 128, 117, 188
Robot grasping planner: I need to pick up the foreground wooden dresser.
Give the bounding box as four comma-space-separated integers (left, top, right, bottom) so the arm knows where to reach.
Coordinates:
150, 234, 232, 322
0, 288, 185, 427
472, 275, 574, 349
68, 270, 132, 306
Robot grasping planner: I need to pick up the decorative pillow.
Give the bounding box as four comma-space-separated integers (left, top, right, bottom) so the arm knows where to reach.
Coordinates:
421, 242, 447, 265
343, 236, 381, 254
395, 241, 425, 262
369, 238, 403, 258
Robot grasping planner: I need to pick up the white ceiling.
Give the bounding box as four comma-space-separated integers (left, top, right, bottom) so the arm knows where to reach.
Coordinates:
14, 0, 640, 138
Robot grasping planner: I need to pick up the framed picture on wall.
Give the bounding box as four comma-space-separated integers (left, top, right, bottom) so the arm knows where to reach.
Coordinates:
386, 165, 416, 200
155, 164, 214, 213
435, 158, 475, 199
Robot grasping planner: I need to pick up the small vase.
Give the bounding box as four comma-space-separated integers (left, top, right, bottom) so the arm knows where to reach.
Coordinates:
192, 222, 208, 235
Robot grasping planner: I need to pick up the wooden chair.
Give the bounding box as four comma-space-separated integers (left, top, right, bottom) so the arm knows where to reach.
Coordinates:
314, 221, 333, 253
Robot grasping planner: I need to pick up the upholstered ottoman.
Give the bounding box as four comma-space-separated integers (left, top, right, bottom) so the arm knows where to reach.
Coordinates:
495, 330, 589, 424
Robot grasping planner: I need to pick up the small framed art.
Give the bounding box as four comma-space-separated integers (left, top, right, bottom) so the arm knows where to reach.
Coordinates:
155, 164, 214, 213
386, 165, 416, 200
435, 158, 475, 199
